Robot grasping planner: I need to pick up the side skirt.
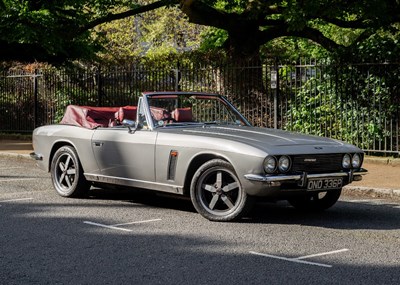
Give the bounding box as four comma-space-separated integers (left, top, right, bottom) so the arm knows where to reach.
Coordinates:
84, 173, 184, 195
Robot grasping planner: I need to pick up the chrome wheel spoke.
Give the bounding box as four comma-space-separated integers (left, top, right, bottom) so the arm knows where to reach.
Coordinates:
222, 182, 238, 192
66, 169, 76, 175
59, 173, 66, 185
65, 175, 72, 188
202, 184, 216, 193
64, 155, 71, 169
209, 194, 219, 210
59, 162, 66, 172
221, 194, 235, 209
57, 154, 75, 189
216, 171, 222, 188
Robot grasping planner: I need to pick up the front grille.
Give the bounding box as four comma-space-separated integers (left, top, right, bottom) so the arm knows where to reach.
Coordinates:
291, 154, 343, 173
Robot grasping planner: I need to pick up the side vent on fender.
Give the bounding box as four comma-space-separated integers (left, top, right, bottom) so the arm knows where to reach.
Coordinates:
167, 150, 179, 181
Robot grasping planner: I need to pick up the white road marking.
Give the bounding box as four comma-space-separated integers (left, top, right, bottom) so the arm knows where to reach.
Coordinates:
0, 178, 39, 182
0, 198, 34, 203
250, 248, 349, 268
111, 219, 162, 227
83, 218, 161, 232
250, 251, 332, 268
0, 167, 25, 170
295, 248, 349, 260
83, 221, 133, 232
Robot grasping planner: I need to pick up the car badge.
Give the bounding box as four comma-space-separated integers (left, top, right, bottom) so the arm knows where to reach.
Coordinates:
304, 158, 317, 162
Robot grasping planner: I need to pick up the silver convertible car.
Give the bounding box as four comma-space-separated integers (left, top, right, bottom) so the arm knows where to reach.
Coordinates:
31, 92, 367, 221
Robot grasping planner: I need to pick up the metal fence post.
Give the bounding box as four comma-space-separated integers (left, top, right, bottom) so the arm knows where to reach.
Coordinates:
97, 67, 102, 106
174, 61, 181, 91
33, 69, 38, 129
271, 60, 279, 129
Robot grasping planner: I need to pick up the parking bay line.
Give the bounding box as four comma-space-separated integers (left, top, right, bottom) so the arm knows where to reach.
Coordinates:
0, 167, 25, 170
0, 178, 40, 182
0, 198, 34, 203
249, 248, 349, 268
83, 219, 162, 232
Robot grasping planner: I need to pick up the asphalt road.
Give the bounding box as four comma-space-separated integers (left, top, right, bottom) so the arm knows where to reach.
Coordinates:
1, 156, 400, 284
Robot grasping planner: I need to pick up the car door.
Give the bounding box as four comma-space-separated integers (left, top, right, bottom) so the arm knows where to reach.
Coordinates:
91, 127, 157, 182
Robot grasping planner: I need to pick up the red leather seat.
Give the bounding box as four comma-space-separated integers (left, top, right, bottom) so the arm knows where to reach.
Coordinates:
115, 106, 137, 123
172, 108, 193, 122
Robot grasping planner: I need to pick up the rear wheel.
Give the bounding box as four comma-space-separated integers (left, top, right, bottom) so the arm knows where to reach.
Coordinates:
288, 188, 342, 211
50, 146, 90, 197
190, 159, 253, 222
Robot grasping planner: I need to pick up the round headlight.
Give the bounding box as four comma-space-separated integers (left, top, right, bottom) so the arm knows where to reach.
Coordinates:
352, 153, 362, 168
278, 156, 291, 173
264, 156, 277, 173
342, 154, 351, 169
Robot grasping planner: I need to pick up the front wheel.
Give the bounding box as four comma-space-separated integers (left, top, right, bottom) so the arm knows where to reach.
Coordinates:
190, 159, 253, 222
50, 146, 91, 197
288, 188, 342, 212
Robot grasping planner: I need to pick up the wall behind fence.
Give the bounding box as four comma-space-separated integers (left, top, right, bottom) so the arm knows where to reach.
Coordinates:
0, 59, 399, 155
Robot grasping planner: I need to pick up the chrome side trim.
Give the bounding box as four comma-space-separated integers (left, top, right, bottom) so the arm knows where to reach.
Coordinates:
30, 152, 43, 161
84, 173, 184, 194
244, 168, 368, 183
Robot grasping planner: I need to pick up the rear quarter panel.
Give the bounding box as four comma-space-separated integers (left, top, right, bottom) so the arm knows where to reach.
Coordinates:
32, 125, 98, 173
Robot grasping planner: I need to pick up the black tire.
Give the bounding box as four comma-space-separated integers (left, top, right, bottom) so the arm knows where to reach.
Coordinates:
50, 146, 91, 197
190, 159, 253, 222
288, 188, 342, 212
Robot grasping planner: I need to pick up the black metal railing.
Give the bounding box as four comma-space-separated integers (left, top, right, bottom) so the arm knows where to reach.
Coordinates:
0, 59, 399, 155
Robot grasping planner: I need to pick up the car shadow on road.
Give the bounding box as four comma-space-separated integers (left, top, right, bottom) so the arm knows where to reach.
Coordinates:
245, 198, 400, 230
85, 187, 400, 230
86, 186, 196, 213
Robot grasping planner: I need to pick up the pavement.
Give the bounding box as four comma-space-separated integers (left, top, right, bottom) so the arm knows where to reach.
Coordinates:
1, 139, 399, 200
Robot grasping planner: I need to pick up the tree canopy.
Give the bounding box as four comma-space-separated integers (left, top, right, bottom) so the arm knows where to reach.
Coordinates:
1, 0, 399, 62
0, 0, 173, 62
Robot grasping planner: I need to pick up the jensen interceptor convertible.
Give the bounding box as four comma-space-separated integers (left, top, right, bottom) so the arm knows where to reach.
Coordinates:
31, 92, 367, 221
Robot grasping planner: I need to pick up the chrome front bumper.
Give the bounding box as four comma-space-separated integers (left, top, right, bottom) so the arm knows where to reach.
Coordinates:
244, 168, 368, 186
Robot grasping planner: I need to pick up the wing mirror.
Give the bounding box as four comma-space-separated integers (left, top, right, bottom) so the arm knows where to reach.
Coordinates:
122, 119, 141, 134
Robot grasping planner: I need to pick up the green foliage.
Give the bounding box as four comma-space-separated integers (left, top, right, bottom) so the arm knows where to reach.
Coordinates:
1, 0, 400, 63
260, 37, 330, 60
96, 5, 205, 63
199, 28, 228, 51
347, 26, 400, 62
285, 66, 398, 149
0, 0, 173, 62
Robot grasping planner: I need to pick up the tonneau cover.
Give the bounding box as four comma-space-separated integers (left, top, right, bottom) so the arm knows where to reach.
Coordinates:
60, 105, 120, 129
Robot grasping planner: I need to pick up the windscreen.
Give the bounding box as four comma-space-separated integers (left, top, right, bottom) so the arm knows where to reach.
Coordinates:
147, 94, 248, 127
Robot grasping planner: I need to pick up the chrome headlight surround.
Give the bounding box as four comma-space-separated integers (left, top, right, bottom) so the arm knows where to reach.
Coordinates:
264, 156, 277, 174
342, 154, 351, 169
278, 155, 291, 173
352, 153, 362, 168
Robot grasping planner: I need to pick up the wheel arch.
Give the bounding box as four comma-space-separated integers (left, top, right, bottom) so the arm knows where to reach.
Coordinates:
183, 153, 231, 196
47, 140, 76, 172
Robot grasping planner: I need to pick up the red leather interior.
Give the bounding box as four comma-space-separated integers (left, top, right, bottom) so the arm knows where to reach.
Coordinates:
172, 108, 193, 122
150, 106, 171, 121
115, 106, 137, 122
61, 105, 136, 129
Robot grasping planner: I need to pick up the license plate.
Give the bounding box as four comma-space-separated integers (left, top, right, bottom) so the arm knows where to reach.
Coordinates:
307, 178, 343, 191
